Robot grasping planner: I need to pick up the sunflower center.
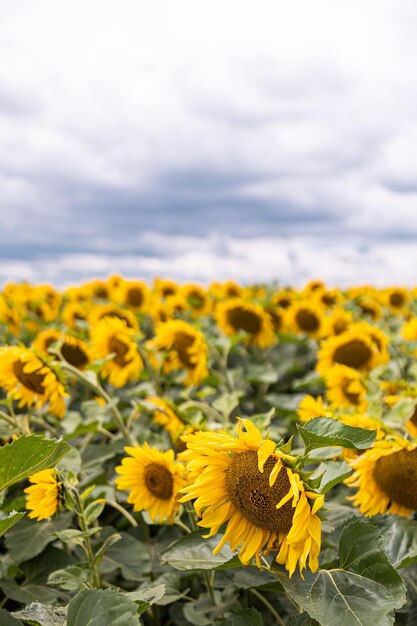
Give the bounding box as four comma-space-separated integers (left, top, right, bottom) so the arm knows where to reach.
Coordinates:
13, 361, 45, 394
144, 463, 174, 500
226, 307, 261, 334
295, 309, 320, 332
127, 288, 144, 308
173, 332, 195, 368
389, 292, 405, 308
341, 379, 361, 405
266, 308, 282, 332
61, 343, 89, 368
109, 337, 132, 367
332, 339, 372, 369
373, 448, 417, 509
225, 450, 294, 533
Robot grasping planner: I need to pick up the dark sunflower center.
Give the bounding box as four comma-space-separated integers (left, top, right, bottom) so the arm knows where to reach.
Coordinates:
373, 448, 417, 510
389, 292, 405, 308
295, 309, 320, 332
13, 360, 45, 394
225, 450, 294, 533
277, 297, 291, 309
144, 463, 174, 500
266, 308, 282, 332
127, 288, 144, 308
109, 337, 132, 368
61, 343, 89, 368
162, 287, 176, 297
102, 311, 134, 329
321, 293, 337, 306
173, 332, 195, 368
95, 287, 108, 299
341, 379, 360, 405
333, 319, 348, 335
332, 339, 372, 369
226, 307, 262, 335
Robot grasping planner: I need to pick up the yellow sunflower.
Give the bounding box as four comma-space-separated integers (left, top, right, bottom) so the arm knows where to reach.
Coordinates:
25, 469, 62, 521
88, 304, 139, 332
209, 281, 243, 301
179, 419, 323, 577
346, 437, 417, 517
153, 278, 179, 299
322, 309, 352, 338
33, 330, 91, 370
383, 287, 410, 313
324, 365, 368, 412
181, 284, 212, 317
146, 396, 186, 441
116, 280, 150, 313
297, 395, 334, 422
216, 299, 275, 348
271, 289, 296, 310
115, 444, 185, 523
402, 318, 417, 341
285, 300, 325, 338
90, 317, 143, 387
0, 347, 68, 417
61, 301, 90, 330
317, 327, 383, 374
150, 320, 208, 386
355, 295, 382, 321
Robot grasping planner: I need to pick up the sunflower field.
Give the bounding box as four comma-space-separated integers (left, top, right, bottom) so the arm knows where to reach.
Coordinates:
1, 278, 417, 625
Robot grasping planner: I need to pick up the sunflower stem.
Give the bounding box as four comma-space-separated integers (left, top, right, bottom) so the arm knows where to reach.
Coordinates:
72, 489, 102, 589
137, 344, 163, 396
180, 400, 224, 423
0, 409, 19, 431
104, 499, 139, 527
58, 362, 135, 445
249, 588, 286, 626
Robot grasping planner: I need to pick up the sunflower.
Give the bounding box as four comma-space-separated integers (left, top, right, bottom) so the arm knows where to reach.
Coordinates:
322, 309, 352, 337
88, 304, 139, 332
355, 296, 382, 321
181, 284, 212, 317
146, 396, 186, 441
314, 288, 343, 309
383, 287, 410, 313
324, 365, 368, 411
90, 317, 143, 387
402, 318, 417, 341
150, 320, 208, 385
153, 278, 179, 299
116, 280, 150, 313
264, 305, 284, 333
115, 444, 185, 523
24, 469, 63, 521
61, 301, 89, 330
285, 301, 325, 338
317, 327, 383, 374
346, 437, 417, 517
216, 299, 275, 348
297, 395, 334, 422
33, 330, 91, 370
179, 419, 323, 577
209, 281, 243, 301
0, 347, 68, 417
271, 289, 296, 310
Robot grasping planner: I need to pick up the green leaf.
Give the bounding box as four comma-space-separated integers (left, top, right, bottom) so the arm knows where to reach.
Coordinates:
67, 589, 141, 626
312, 460, 352, 493
215, 608, 264, 625
5, 514, 72, 564
48, 565, 91, 591
0, 608, 22, 625
54, 528, 101, 546
11, 603, 67, 626
280, 519, 406, 626
297, 417, 377, 454
125, 584, 166, 615
373, 515, 417, 568
0, 511, 25, 538
161, 531, 234, 570
99, 531, 150, 580
212, 392, 242, 418
0, 435, 71, 492
83, 501, 105, 525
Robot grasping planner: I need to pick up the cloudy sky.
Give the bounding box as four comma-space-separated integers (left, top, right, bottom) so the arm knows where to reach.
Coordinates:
1, 0, 417, 287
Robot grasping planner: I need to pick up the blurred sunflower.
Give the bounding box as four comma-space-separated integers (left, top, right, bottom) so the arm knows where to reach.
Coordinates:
25, 469, 63, 521
61, 301, 89, 330
264, 305, 284, 333
286, 301, 325, 338
402, 318, 417, 341
383, 287, 410, 313
88, 304, 139, 332
90, 317, 143, 387
317, 327, 382, 374
33, 329, 91, 370
297, 395, 334, 422
151, 319, 208, 385
271, 289, 296, 310
322, 309, 352, 337
216, 299, 275, 348
179, 419, 323, 577
146, 396, 186, 441
0, 347, 67, 417
209, 281, 243, 301
116, 280, 150, 312
153, 278, 179, 299
324, 365, 368, 411
346, 437, 417, 517
115, 444, 185, 523
181, 284, 212, 317
355, 295, 382, 321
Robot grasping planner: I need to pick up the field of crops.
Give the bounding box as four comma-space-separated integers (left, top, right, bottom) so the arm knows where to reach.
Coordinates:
0, 277, 417, 625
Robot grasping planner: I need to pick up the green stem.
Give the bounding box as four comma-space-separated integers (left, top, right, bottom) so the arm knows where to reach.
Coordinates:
59, 362, 134, 445
137, 344, 163, 396
105, 500, 138, 527
180, 400, 224, 423
249, 588, 286, 626
73, 491, 102, 589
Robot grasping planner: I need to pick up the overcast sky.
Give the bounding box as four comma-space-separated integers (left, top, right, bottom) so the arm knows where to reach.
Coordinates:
1, 0, 417, 287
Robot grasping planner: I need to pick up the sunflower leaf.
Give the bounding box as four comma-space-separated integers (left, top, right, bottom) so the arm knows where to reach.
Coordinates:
161, 530, 235, 570
0, 435, 71, 493
11, 602, 67, 626
0, 511, 25, 538
66, 589, 141, 625
311, 460, 352, 493
297, 417, 377, 454
372, 515, 417, 569
278, 518, 406, 626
